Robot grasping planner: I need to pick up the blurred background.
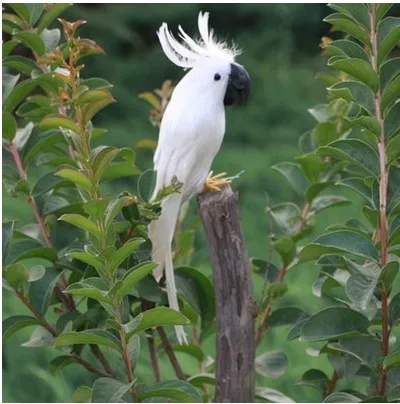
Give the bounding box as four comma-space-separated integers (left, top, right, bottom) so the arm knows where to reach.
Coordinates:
3, 3, 381, 402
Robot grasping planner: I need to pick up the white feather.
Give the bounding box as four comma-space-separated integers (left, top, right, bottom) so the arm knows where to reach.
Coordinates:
150, 11, 234, 344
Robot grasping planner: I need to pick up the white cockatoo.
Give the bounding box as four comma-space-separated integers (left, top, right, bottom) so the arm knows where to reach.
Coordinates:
149, 12, 250, 344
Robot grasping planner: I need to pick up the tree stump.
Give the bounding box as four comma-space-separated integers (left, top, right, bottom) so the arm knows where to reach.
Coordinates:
197, 185, 255, 403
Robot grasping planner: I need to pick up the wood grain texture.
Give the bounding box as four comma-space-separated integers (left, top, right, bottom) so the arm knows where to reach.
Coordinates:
197, 185, 255, 403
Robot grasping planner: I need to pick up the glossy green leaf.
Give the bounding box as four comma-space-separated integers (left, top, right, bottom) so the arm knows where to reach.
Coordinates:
3, 55, 38, 75
323, 392, 361, 403
54, 329, 121, 352
267, 307, 308, 328
385, 102, 400, 139
56, 169, 91, 192
14, 32, 45, 56
324, 13, 370, 46
300, 307, 370, 341
114, 262, 157, 302
137, 380, 202, 403
72, 386, 91, 403
91, 146, 119, 183
380, 57, 400, 90
80, 78, 113, 90
91, 378, 133, 403
389, 292, 400, 326
268, 202, 300, 235
2, 221, 15, 265
378, 17, 400, 66
66, 251, 103, 271
3, 315, 41, 343
104, 196, 134, 230
376, 4, 393, 24
323, 39, 369, 62
49, 355, 80, 374
272, 162, 310, 196
28, 265, 46, 282
40, 28, 61, 52
66, 278, 112, 304
255, 388, 295, 403
37, 3, 72, 32
22, 326, 53, 347
384, 351, 400, 370
32, 172, 66, 197
328, 4, 369, 29
29, 267, 62, 314
3, 79, 38, 113
255, 350, 288, 379
8, 3, 30, 23
108, 238, 145, 273
3, 39, 20, 58
310, 195, 351, 215
171, 343, 205, 363
23, 131, 65, 166
13, 122, 34, 150
137, 169, 157, 201
382, 74, 400, 112
299, 230, 379, 262
125, 307, 190, 336
81, 96, 115, 124
5, 263, 29, 288
59, 214, 100, 238
2, 112, 17, 142
330, 58, 379, 92
297, 368, 329, 392
39, 114, 79, 134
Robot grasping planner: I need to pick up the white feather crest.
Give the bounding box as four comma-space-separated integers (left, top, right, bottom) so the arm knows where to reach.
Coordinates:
157, 11, 241, 68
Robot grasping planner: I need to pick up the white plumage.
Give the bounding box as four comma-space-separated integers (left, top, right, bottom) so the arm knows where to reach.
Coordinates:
150, 12, 247, 344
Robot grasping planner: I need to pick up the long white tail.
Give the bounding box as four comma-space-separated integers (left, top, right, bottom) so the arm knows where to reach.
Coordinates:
149, 193, 188, 344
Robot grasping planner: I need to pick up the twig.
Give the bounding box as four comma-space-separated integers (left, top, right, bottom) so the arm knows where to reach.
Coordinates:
90, 344, 115, 377
369, 4, 389, 395
326, 370, 339, 396
119, 329, 138, 401
157, 326, 186, 380
146, 330, 161, 382
72, 353, 113, 378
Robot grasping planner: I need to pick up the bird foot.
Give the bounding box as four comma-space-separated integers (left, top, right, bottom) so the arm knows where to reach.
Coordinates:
202, 171, 231, 193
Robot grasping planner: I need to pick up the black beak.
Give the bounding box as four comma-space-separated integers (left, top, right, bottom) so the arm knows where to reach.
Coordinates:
224, 63, 251, 106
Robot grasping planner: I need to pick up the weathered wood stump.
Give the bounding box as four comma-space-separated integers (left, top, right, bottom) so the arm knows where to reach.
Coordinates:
198, 185, 255, 403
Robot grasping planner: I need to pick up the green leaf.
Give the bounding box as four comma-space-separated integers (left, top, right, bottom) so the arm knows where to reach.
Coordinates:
137, 380, 202, 403
66, 251, 103, 271
268, 283, 288, 299
59, 214, 100, 238
2, 112, 17, 142
3, 79, 38, 113
14, 32, 45, 56
91, 146, 119, 184
104, 196, 135, 230
378, 17, 400, 66
376, 4, 393, 24
3, 55, 38, 75
28, 265, 46, 282
37, 3, 72, 33
3, 39, 20, 58
175, 266, 216, 331
274, 237, 296, 266
297, 368, 329, 392
114, 261, 157, 302
66, 278, 112, 305
384, 351, 400, 370
310, 195, 351, 215
5, 263, 29, 288
171, 343, 205, 363
40, 28, 61, 52
125, 307, 190, 336
3, 315, 42, 343
14, 122, 34, 150
39, 114, 79, 134
56, 168, 91, 192
137, 169, 157, 201
389, 292, 400, 326
29, 267, 62, 314
324, 13, 370, 46
188, 374, 216, 388
380, 57, 400, 90
328, 4, 369, 30
108, 238, 145, 273
49, 355, 80, 374
255, 350, 288, 379
91, 378, 133, 403
381, 74, 400, 113
323, 392, 361, 403
378, 261, 399, 291
78, 89, 114, 105
329, 81, 375, 115
251, 259, 279, 282
299, 230, 379, 262
268, 202, 300, 235
272, 162, 310, 196
101, 161, 140, 181
80, 78, 113, 90
300, 307, 370, 341
8, 4, 30, 23
22, 326, 53, 347
32, 172, 66, 197
330, 58, 379, 92
323, 39, 369, 62
13, 246, 57, 263
26, 4, 44, 24
54, 329, 121, 352
255, 388, 295, 403
385, 102, 400, 139
296, 153, 323, 183
72, 386, 92, 403
2, 73, 20, 103
81, 95, 115, 124
2, 221, 15, 265
346, 270, 377, 311
266, 307, 308, 328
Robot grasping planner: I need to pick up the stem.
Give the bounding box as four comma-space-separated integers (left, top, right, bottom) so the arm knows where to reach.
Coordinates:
255, 301, 272, 345
90, 344, 114, 377
326, 370, 339, 396
119, 330, 138, 401
16, 289, 57, 337
157, 326, 186, 380
369, 4, 389, 395
72, 353, 113, 378
146, 330, 161, 382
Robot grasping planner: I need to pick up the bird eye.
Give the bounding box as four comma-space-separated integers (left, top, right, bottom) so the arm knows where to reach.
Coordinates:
214, 73, 221, 81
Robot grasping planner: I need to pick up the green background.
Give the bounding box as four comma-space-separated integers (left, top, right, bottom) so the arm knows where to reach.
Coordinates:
4, 3, 395, 402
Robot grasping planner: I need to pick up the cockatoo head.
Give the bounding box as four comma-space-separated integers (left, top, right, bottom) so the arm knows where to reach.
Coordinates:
157, 12, 250, 107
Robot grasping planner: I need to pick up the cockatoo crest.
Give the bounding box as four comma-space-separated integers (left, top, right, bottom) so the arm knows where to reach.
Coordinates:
157, 11, 241, 69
